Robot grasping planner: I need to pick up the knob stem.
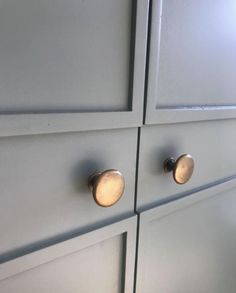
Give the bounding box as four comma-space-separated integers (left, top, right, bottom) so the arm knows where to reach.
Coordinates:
163, 157, 176, 172
88, 173, 101, 191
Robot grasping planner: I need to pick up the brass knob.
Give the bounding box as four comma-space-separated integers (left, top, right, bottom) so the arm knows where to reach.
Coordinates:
88, 169, 125, 207
163, 154, 194, 184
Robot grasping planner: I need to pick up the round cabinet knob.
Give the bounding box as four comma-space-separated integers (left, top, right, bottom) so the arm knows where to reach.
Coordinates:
163, 154, 194, 184
88, 169, 125, 207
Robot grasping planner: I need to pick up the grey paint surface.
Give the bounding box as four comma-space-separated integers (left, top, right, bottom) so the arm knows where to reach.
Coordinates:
136, 179, 236, 293
0, 2, 148, 290
145, 0, 236, 124
137, 120, 236, 210
0, 216, 137, 293
0, 0, 148, 135
1, 236, 123, 293
0, 128, 137, 259
0, 0, 235, 292
0, 0, 131, 112
157, 0, 236, 107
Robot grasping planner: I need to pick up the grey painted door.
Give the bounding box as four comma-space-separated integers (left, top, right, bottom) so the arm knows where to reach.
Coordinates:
136, 0, 236, 292
145, 0, 236, 124
0, 217, 137, 293
0, 1, 149, 292
0, 0, 148, 136
136, 180, 236, 293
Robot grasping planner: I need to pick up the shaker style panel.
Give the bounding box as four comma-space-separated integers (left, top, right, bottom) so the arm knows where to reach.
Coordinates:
0, 0, 131, 112
137, 120, 236, 210
0, 128, 137, 261
0, 0, 148, 136
145, 0, 236, 124
136, 179, 236, 293
0, 217, 137, 293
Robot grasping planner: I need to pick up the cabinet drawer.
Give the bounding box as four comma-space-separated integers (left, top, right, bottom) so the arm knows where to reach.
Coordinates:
0, 128, 137, 260
137, 120, 236, 210
136, 180, 236, 293
0, 216, 136, 293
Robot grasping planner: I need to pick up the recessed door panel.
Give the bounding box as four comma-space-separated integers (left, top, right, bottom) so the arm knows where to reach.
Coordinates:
0, 0, 148, 135
136, 181, 236, 293
157, 0, 236, 107
0, 217, 137, 293
0, 0, 131, 112
145, 0, 236, 124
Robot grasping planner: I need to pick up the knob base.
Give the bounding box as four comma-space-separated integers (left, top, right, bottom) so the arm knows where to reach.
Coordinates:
88, 172, 101, 191
163, 157, 176, 172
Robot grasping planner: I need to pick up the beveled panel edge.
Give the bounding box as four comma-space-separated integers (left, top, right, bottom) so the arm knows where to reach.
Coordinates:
139, 175, 236, 222
0, 112, 139, 137
144, 0, 236, 125
146, 107, 236, 125
0, 216, 137, 284
137, 173, 236, 213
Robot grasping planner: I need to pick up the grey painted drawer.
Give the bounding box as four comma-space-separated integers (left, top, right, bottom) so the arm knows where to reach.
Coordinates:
0, 128, 137, 260
136, 179, 236, 293
0, 216, 137, 293
137, 120, 236, 210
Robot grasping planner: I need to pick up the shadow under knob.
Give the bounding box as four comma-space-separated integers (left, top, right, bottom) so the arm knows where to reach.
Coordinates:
88, 169, 125, 207
163, 154, 194, 184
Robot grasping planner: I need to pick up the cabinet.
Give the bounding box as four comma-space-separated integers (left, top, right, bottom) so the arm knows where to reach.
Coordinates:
0, 0, 236, 292
0, 1, 148, 291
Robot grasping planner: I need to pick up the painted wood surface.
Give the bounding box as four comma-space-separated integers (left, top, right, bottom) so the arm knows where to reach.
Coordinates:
136, 179, 236, 293
0, 216, 137, 293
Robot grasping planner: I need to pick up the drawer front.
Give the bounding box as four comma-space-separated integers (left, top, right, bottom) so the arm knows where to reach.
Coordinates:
0, 217, 137, 293
136, 180, 236, 293
0, 128, 137, 260
137, 120, 236, 210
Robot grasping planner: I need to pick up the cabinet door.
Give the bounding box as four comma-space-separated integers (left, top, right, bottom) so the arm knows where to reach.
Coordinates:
145, 0, 236, 124
137, 1, 236, 292
0, 217, 137, 293
0, 0, 148, 136
136, 180, 236, 293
